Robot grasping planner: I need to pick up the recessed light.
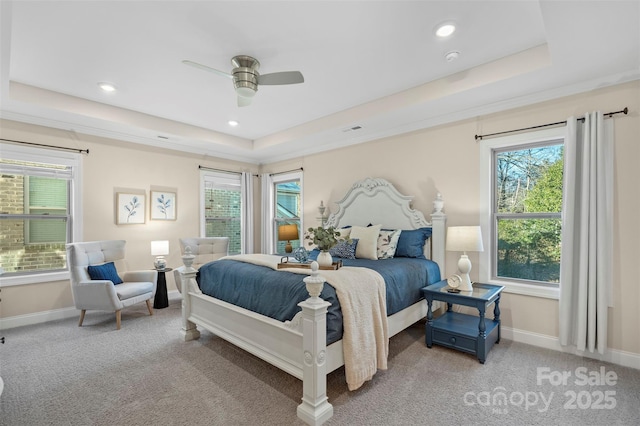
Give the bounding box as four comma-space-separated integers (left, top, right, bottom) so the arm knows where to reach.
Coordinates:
97, 82, 116, 92
228, 120, 239, 127
435, 22, 456, 38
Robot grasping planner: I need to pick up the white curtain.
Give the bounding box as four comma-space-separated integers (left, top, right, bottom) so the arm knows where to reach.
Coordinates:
260, 173, 274, 253
559, 111, 614, 354
241, 172, 254, 254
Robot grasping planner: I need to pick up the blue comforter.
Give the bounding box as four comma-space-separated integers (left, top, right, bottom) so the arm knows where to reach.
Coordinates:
197, 256, 440, 344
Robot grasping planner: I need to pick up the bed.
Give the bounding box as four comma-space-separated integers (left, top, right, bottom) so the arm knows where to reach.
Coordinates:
177, 177, 447, 425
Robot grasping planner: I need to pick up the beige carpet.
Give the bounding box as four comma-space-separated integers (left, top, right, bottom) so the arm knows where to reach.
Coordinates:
1, 293, 638, 425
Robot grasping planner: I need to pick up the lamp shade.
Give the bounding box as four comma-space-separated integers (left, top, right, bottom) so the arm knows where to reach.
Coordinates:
446, 226, 484, 253
278, 224, 299, 241
151, 240, 169, 256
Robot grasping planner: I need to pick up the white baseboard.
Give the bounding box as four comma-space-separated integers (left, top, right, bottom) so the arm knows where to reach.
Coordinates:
0, 291, 182, 331
502, 326, 640, 370
0, 306, 78, 330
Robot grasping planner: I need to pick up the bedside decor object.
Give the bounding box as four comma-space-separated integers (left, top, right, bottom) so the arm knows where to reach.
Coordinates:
292, 246, 309, 263
305, 226, 348, 267
446, 274, 462, 293
151, 240, 169, 270
446, 226, 484, 292
278, 224, 299, 253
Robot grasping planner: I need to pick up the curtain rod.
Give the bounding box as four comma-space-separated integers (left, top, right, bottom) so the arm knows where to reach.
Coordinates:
474, 107, 628, 141
1, 138, 90, 154
269, 167, 303, 176
198, 165, 242, 175
199, 165, 303, 177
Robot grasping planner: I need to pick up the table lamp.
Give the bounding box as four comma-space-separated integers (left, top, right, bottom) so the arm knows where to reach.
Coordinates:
151, 240, 169, 270
446, 226, 484, 291
278, 224, 299, 253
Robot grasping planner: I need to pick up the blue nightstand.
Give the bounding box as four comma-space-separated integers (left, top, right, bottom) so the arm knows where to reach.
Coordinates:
422, 280, 504, 364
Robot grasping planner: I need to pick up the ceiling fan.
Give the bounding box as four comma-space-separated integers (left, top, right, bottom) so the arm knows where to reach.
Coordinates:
182, 55, 304, 107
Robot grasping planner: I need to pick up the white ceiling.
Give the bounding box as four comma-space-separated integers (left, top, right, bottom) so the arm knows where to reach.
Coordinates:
1, 1, 639, 164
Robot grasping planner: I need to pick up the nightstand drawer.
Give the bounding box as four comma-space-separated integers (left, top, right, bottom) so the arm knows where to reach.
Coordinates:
432, 329, 477, 353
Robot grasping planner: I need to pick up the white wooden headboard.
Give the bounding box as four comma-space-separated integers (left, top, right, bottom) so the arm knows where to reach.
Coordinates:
323, 177, 446, 274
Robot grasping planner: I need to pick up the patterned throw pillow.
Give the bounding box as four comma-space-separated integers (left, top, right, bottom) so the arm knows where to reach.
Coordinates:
329, 239, 359, 259
377, 229, 402, 259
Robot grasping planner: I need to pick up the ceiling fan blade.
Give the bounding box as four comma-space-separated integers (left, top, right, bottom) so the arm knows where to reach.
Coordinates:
182, 60, 233, 79
258, 71, 304, 85
237, 95, 252, 107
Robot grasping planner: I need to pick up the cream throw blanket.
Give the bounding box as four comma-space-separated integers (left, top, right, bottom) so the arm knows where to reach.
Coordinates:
222, 254, 389, 390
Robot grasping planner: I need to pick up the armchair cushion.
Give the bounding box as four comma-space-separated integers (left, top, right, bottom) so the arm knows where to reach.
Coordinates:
87, 262, 123, 284
115, 281, 155, 300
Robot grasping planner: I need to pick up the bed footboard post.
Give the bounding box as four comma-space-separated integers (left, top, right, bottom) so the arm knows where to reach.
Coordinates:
296, 263, 333, 426
179, 247, 201, 341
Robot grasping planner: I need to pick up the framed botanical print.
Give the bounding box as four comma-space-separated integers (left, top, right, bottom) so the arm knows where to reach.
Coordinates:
116, 192, 146, 224
150, 190, 177, 220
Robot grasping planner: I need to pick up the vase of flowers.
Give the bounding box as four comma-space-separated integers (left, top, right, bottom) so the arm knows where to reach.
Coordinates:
305, 226, 344, 267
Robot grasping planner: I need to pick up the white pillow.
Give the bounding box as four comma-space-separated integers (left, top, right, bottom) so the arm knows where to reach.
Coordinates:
349, 224, 382, 260
337, 227, 351, 240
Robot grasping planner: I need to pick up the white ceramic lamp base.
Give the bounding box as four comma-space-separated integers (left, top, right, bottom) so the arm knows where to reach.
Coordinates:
457, 254, 474, 292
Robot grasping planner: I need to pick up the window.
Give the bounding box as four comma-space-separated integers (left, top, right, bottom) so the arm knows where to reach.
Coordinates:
262, 171, 303, 254
274, 179, 302, 254
201, 171, 243, 255
25, 176, 69, 243
0, 143, 82, 285
480, 127, 564, 298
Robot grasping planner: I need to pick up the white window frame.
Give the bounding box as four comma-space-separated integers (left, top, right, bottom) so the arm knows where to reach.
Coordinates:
479, 127, 564, 299
0, 143, 83, 287
200, 170, 244, 254
264, 171, 303, 254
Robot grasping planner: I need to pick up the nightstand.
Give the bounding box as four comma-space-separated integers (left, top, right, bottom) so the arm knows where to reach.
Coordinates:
153, 268, 173, 309
422, 280, 504, 364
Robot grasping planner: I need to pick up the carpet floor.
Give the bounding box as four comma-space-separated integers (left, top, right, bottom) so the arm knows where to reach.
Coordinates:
1, 293, 638, 425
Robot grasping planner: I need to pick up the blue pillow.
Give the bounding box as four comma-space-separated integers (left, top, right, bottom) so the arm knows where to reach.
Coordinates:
87, 262, 123, 284
395, 228, 432, 259
329, 238, 359, 259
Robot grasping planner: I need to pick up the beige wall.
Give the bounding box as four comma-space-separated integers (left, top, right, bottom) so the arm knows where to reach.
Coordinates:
0, 120, 258, 318
1, 81, 638, 357
282, 81, 640, 355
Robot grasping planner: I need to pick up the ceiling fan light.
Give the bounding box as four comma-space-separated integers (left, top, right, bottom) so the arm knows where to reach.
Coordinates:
236, 86, 256, 98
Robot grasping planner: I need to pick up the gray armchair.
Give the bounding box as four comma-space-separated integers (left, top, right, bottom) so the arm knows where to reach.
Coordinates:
173, 237, 229, 293
66, 240, 157, 330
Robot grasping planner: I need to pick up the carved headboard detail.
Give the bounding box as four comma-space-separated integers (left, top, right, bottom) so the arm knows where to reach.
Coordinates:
323, 177, 446, 273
